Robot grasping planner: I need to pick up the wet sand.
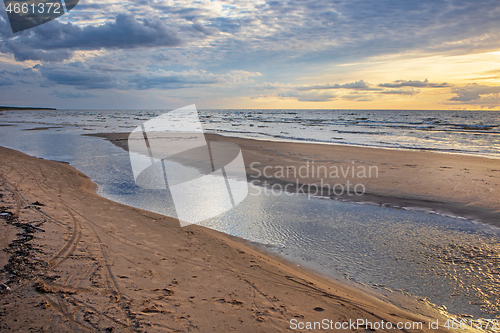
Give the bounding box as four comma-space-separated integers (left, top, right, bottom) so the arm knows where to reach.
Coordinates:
0, 146, 454, 332
91, 132, 500, 225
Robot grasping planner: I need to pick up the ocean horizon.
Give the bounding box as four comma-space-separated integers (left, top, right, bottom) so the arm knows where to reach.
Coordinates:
1, 108, 499, 159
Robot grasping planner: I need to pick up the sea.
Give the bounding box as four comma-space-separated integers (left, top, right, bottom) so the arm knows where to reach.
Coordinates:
1, 109, 499, 157
0, 109, 499, 324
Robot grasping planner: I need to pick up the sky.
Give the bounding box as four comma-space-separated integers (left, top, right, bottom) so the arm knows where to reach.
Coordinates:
1, 0, 500, 110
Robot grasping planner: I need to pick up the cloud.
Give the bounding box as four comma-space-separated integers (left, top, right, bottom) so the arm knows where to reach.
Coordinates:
4, 0, 499, 66
445, 94, 500, 109
2, 0, 500, 108
253, 80, 378, 102
51, 90, 98, 98
0, 78, 13, 86
0, 68, 41, 86
448, 84, 500, 102
296, 80, 378, 91
341, 93, 373, 101
1, 14, 182, 62
0, 70, 15, 86
129, 69, 260, 90
206, 17, 241, 34
36, 63, 118, 89
278, 91, 337, 102
36, 63, 261, 91
464, 95, 500, 109
475, 68, 500, 79
218, 0, 500, 66
253, 79, 426, 102
50, 14, 181, 50
379, 79, 450, 88
129, 70, 219, 90
253, 82, 291, 90
88, 64, 137, 73
380, 89, 418, 95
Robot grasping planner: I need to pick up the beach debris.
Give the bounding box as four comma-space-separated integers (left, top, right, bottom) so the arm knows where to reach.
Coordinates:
26, 223, 45, 232
0, 205, 47, 288
163, 288, 174, 296
215, 298, 243, 306
34, 281, 54, 294
141, 305, 170, 314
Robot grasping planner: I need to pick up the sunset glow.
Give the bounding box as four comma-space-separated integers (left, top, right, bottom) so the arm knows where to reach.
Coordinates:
1, 0, 499, 110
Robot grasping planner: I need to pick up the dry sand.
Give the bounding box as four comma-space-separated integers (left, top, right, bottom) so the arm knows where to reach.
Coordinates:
0, 146, 456, 332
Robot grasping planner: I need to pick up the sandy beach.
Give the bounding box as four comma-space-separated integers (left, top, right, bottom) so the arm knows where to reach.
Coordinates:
0, 145, 457, 332
93, 132, 500, 226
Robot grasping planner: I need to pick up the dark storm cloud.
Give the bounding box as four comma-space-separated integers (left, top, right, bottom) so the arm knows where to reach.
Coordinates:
0, 14, 181, 61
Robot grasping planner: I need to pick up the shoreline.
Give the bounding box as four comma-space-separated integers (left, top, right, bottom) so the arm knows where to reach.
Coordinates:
87, 132, 500, 227
214, 132, 500, 161
0, 106, 56, 111
0, 146, 454, 332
